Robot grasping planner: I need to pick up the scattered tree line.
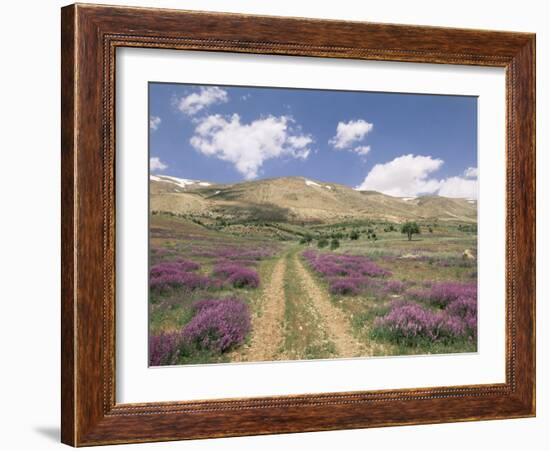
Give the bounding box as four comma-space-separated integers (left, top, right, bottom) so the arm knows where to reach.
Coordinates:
458, 224, 477, 233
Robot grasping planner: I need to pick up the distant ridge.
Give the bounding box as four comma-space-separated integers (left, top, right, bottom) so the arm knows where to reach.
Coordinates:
150, 175, 477, 223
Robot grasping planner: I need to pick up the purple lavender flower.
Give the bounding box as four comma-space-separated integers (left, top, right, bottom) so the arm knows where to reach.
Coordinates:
149, 258, 209, 293
446, 296, 477, 319
427, 282, 477, 307
227, 268, 260, 288
150, 271, 209, 293
303, 250, 392, 297
446, 296, 478, 338
373, 301, 471, 343
407, 281, 477, 308
182, 298, 251, 352
149, 331, 181, 366
213, 263, 259, 289
330, 278, 361, 295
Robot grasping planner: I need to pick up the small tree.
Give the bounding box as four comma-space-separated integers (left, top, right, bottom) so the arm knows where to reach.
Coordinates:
317, 238, 329, 248
349, 230, 359, 240
330, 238, 340, 250
401, 221, 420, 241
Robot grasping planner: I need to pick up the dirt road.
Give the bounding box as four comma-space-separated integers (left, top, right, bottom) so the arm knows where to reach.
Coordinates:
236, 247, 375, 362
292, 251, 366, 357
234, 257, 287, 362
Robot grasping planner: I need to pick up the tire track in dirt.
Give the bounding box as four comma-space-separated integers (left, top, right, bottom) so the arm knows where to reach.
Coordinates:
292, 252, 367, 358
233, 256, 287, 362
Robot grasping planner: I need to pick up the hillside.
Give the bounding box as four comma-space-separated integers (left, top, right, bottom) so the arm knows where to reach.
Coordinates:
149, 175, 477, 224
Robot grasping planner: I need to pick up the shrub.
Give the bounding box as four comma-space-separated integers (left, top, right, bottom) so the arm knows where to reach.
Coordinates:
212, 263, 242, 278
303, 250, 396, 298
446, 296, 477, 337
182, 298, 251, 352
349, 230, 359, 240
304, 252, 389, 278
426, 282, 477, 308
317, 238, 329, 248
227, 268, 260, 288
212, 263, 260, 288
373, 301, 467, 344
330, 278, 362, 295
149, 332, 181, 366
149, 258, 207, 293
446, 295, 477, 319
330, 238, 340, 250
150, 271, 210, 293
407, 281, 477, 307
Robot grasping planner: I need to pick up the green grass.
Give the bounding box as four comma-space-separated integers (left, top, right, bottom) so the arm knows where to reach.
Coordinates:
370, 328, 477, 356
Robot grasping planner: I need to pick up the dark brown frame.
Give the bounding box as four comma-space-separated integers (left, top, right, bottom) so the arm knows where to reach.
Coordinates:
61, 3, 536, 446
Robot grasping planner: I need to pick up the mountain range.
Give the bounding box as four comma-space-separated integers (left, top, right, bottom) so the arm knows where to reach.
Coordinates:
150, 175, 477, 224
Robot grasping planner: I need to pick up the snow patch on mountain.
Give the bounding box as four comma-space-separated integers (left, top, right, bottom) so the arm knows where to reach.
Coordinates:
150, 175, 211, 188
305, 179, 332, 190
305, 179, 321, 187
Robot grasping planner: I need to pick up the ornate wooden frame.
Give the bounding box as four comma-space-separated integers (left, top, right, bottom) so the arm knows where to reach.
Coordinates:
61, 3, 536, 446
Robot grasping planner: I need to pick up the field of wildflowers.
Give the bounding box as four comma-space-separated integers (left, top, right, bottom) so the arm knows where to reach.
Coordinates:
149, 212, 478, 364
148, 216, 278, 365
302, 246, 477, 354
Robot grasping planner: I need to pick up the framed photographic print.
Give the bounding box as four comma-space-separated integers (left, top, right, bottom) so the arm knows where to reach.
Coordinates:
61, 3, 536, 446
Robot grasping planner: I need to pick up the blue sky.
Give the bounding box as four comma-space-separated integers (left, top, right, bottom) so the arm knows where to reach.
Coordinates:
149, 83, 478, 199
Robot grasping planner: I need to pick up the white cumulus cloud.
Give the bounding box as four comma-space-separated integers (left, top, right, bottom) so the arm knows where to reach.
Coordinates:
150, 157, 167, 172
356, 154, 478, 199
438, 176, 478, 199
356, 154, 443, 197
149, 115, 161, 131
190, 114, 312, 180
175, 87, 228, 116
329, 119, 374, 150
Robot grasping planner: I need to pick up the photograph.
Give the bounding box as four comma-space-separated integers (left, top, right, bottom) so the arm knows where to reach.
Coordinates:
1, 0, 543, 448
148, 83, 479, 366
